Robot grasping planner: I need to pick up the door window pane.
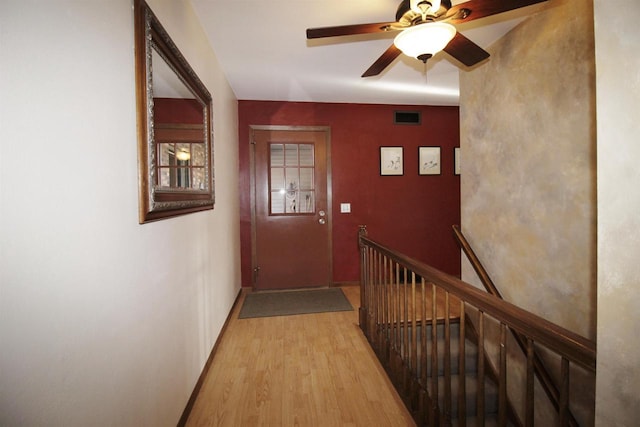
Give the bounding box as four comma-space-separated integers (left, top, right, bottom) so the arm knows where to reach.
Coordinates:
298, 191, 314, 213
270, 168, 284, 192
269, 142, 316, 215
271, 192, 285, 214
299, 144, 314, 166
299, 168, 313, 189
285, 168, 299, 192
285, 144, 298, 166
270, 144, 284, 166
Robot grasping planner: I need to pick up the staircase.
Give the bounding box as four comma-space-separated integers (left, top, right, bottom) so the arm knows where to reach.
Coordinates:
358, 228, 596, 427
381, 320, 518, 426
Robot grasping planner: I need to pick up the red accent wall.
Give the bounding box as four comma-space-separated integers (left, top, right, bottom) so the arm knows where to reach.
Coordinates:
239, 101, 460, 286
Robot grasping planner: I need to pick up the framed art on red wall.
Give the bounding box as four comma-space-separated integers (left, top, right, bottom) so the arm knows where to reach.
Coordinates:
419, 146, 441, 175
380, 146, 404, 176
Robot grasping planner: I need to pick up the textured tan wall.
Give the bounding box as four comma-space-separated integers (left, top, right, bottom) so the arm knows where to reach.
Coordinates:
594, 1, 640, 425
459, 0, 596, 337
459, 0, 596, 423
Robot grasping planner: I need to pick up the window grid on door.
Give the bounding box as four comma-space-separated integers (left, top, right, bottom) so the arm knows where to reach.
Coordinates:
269, 143, 315, 215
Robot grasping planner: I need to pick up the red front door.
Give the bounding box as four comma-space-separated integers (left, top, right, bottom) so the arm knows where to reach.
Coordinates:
252, 126, 331, 290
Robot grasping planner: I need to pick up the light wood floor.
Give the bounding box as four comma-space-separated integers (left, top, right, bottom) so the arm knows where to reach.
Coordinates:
184, 286, 416, 427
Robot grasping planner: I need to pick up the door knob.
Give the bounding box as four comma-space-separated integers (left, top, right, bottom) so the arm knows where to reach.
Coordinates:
318, 218, 326, 225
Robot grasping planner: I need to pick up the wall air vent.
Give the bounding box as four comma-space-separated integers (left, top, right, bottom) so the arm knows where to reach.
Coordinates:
394, 110, 421, 125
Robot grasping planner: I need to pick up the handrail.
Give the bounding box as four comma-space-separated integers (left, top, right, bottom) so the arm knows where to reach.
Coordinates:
452, 225, 586, 426
359, 233, 596, 372
452, 225, 503, 298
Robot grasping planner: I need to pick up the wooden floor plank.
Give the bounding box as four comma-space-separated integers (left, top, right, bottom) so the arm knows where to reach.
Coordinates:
185, 286, 416, 427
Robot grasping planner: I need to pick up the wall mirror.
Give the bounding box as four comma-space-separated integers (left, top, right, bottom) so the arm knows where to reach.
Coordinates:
134, 0, 214, 223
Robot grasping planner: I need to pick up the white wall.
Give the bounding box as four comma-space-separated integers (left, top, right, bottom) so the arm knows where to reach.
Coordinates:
594, 1, 640, 425
0, 1, 240, 425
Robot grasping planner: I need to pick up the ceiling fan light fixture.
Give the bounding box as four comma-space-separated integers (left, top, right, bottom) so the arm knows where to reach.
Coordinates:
410, 0, 442, 15
393, 22, 456, 62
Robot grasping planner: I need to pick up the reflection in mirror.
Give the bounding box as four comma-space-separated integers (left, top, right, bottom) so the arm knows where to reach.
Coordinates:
153, 50, 204, 192
134, 0, 214, 223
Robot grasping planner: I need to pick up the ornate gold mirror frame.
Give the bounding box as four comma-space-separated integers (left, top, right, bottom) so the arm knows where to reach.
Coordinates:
134, 0, 214, 223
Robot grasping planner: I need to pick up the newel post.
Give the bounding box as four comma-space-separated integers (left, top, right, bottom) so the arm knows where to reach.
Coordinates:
358, 225, 368, 330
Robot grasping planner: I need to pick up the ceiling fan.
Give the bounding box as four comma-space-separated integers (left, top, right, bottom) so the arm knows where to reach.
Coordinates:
306, 0, 549, 77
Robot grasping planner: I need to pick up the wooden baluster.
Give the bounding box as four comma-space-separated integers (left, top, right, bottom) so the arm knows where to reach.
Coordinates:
498, 323, 507, 427
405, 267, 411, 397
388, 258, 393, 352
377, 252, 383, 352
404, 267, 409, 363
371, 250, 378, 344
388, 259, 394, 354
443, 291, 452, 424
396, 266, 400, 357
418, 277, 428, 426
421, 278, 428, 385
378, 254, 383, 351
385, 259, 394, 363
559, 357, 570, 427
382, 256, 388, 356
411, 272, 417, 375
525, 338, 534, 427
477, 311, 485, 427
359, 231, 366, 330
387, 260, 398, 358
379, 252, 384, 337
388, 260, 393, 362
365, 247, 372, 338
363, 246, 368, 336
389, 257, 394, 359
380, 254, 384, 352
395, 262, 401, 354
372, 251, 378, 348
387, 259, 392, 351
458, 302, 466, 427
430, 283, 439, 425
398, 263, 404, 386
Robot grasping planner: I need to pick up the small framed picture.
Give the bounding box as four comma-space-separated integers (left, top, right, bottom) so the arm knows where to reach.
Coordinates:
380, 146, 404, 176
454, 147, 460, 175
418, 146, 441, 175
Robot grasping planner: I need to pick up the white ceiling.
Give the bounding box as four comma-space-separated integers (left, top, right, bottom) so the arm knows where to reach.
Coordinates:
190, 0, 548, 106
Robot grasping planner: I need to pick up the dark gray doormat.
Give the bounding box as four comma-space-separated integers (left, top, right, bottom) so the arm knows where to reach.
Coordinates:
238, 288, 354, 319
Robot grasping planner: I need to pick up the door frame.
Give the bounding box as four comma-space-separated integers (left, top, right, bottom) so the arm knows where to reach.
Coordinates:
249, 125, 333, 290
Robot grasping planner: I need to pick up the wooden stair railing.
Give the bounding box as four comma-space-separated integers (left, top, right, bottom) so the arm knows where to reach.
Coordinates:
452, 225, 583, 427
358, 226, 596, 427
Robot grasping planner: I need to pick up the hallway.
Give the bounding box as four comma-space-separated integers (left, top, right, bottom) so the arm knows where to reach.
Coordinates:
184, 286, 415, 426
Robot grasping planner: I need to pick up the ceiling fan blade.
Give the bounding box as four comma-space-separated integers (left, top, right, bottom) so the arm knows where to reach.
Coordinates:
443, 32, 490, 66
448, 0, 549, 24
362, 44, 402, 77
307, 22, 398, 39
